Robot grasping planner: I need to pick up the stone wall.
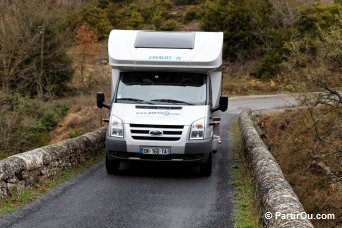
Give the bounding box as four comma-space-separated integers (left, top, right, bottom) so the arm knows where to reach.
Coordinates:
0, 127, 106, 200
239, 109, 313, 228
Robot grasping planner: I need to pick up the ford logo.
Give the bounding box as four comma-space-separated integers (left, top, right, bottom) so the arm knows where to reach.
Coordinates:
149, 130, 163, 136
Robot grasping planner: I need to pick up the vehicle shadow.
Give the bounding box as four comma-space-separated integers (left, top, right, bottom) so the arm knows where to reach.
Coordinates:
113, 162, 205, 179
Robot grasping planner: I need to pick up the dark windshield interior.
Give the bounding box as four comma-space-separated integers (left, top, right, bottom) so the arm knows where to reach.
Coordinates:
115, 72, 207, 105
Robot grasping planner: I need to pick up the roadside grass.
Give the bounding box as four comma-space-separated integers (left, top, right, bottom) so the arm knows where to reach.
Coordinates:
222, 76, 284, 97
222, 61, 288, 97
0, 151, 104, 216
231, 121, 262, 228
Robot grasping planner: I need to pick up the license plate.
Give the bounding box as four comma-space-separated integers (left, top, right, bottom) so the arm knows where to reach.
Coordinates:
140, 147, 171, 155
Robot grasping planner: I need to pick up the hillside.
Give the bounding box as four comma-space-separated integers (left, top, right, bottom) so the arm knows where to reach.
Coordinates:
0, 0, 341, 155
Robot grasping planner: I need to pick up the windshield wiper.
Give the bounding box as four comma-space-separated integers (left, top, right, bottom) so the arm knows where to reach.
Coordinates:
150, 99, 194, 105
116, 98, 154, 104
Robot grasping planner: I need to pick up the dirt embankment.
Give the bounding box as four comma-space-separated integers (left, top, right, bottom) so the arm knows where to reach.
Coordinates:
259, 108, 341, 228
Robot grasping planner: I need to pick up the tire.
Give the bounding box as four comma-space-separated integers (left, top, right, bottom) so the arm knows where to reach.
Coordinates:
200, 153, 212, 176
106, 155, 120, 174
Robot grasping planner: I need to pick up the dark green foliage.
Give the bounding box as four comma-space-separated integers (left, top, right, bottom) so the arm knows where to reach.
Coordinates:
105, 0, 175, 30
254, 27, 294, 79
80, 5, 113, 39
200, 1, 341, 79
0, 94, 68, 154
69, 129, 82, 138
158, 19, 179, 31
31, 104, 68, 132
0, 1, 74, 98
12, 24, 73, 98
255, 2, 341, 79
174, 0, 201, 5
255, 51, 283, 80
184, 6, 201, 22
97, 0, 117, 9
298, 3, 342, 36
201, 0, 268, 60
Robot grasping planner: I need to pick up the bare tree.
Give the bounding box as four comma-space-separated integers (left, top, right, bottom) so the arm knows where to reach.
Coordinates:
268, 0, 333, 28
75, 22, 98, 89
0, 0, 73, 98
284, 24, 341, 149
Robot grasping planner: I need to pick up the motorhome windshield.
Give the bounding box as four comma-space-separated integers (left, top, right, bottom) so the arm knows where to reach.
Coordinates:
115, 72, 207, 105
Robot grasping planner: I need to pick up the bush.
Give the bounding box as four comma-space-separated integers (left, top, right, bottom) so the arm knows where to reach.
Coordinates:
80, 5, 112, 39
254, 51, 283, 80
105, 0, 174, 30
20, 25, 73, 98
0, 94, 68, 155
0, 0, 74, 98
69, 129, 82, 138
174, 0, 200, 5
254, 2, 341, 79
298, 3, 342, 36
33, 104, 68, 132
201, 0, 268, 60
158, 19, 179, 31
184, 6, 201, 22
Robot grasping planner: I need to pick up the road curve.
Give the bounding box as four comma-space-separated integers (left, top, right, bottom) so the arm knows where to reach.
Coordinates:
0, 94, 298, 228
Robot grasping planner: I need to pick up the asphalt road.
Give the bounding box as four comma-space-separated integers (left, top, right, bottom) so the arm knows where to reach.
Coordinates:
0, 94, 298, 228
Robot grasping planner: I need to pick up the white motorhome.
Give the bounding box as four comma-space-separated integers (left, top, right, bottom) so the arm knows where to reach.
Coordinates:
97, 30, 228, 176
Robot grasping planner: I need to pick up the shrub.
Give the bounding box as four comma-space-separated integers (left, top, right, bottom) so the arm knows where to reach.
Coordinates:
80, 5, 112, 39
104, 0, 175, 30
106, 3, 146, 29
174, 0, 200, 5
254, 2, 341, 79
0, 94, 68, 155
255, 51, 283, 80
159, 19, 179, 31
69, 129, 82, 138
184, 6, 201, 22
201, 0, 267, 60
0, 0, 74, 98
298, 3, 342, 36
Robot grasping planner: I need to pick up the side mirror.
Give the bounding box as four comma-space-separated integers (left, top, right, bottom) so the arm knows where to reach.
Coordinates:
219, 96, 228, 112
211, 96, 228, 112
96, 91, 111, 109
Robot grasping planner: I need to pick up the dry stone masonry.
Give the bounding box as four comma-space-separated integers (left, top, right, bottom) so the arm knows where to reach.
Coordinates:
239, 109, 313, 228
0, 127, 106, 200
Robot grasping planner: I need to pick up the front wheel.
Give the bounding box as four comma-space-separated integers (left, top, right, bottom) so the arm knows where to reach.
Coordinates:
200, 153, 212, 176
106, 155, 120, 174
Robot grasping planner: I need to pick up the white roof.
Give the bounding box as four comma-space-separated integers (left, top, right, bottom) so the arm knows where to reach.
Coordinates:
108, 30, 223, 72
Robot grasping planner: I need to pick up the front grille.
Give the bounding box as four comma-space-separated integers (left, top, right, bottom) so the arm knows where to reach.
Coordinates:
130, 124, 183, 129
135, 105, 182, 110
130, 124, 184, 141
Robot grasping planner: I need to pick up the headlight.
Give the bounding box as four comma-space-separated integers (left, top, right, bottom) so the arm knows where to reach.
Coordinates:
109, 115, 123, 137
190, 118, 205, 140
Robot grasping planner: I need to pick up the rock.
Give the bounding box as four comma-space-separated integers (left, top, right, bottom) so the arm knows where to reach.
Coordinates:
7, 183, 17, 193
310, 161, 331, 175
12, 148, 45, 171
0, 157, 26, 180
254, 123, 265, 137
17, 181, 26, 190
6, 177, 19, 184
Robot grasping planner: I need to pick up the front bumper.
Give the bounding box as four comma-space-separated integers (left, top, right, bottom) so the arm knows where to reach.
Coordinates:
106, 136, 212, 163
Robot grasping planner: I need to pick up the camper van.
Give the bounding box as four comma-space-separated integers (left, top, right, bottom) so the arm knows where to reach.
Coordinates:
97, 30, 228, 176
